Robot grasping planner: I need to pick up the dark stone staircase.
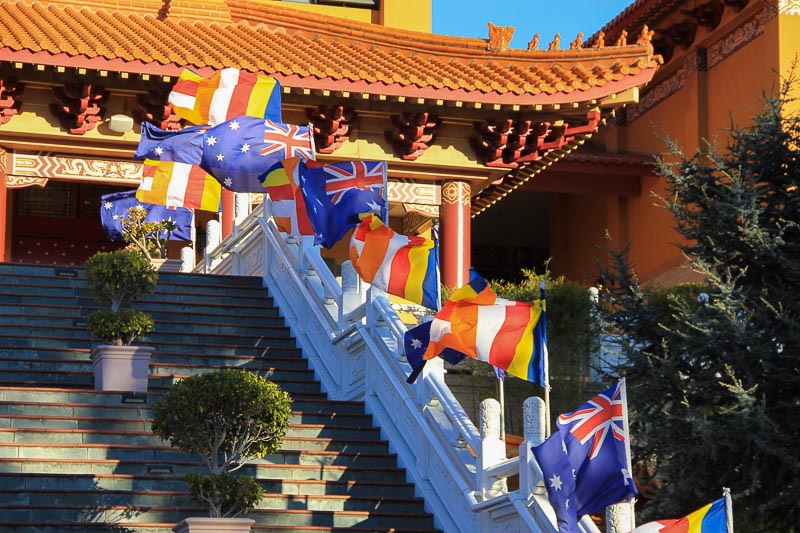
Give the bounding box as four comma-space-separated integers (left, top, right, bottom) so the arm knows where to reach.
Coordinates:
0, 263, 440, 533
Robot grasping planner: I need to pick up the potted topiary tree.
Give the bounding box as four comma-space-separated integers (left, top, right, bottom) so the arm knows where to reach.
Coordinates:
151, 368, 292, 533
120, 205, 183, 271
84, 249, 158, 392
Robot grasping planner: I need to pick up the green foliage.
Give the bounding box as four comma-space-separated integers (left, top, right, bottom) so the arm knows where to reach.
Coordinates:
84, 250, 158, 345
86, 309, 154, 346
120, 205, 178, 260
184, 473, 264, 519
151, 369, 292, 518
597, 74, 800, 530
84, 250, 158, 311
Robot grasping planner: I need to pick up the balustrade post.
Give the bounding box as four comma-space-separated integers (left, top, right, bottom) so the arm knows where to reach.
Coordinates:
521, 396, 547, 495
478, 398, 507, 500
180, 246, 195, 273
204, 219, 221, 273
606, 501, 636, 533
415, 355, 444, 407
340, 260, 362, 323
233, 192, 250, 235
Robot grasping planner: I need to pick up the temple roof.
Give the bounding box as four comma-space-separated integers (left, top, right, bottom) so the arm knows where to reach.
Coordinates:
0, 0, 661, 108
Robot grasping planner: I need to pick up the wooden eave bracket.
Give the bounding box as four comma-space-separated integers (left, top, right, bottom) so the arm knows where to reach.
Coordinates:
470, 110, 601, 168
384, 112, 441, 161
50, 83, 109, 135
306, 104, 356, 154
0, 77, 24, 126
135, 91, 184, 131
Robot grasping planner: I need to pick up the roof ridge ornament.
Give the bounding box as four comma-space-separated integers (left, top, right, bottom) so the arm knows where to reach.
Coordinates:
487, 22, 514, 52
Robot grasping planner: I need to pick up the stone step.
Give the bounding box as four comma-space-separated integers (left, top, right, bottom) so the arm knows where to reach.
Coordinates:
0, 388, 367, 416
0, 325, 294, 345
0, 335, 299, 352
0, 472, 419, 499
0, 369, 324, 397
0, 504, 437, 529
0, 345, 308, 366
0, 402, 374, 428
0, 486, 426, 514
0, 457, 412, 483
0, 422, 382, 446
0, 312, 288, 332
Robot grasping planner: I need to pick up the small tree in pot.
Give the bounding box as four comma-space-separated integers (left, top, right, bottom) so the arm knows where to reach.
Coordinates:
151, 369, 292, 529
84, 249, 158, 392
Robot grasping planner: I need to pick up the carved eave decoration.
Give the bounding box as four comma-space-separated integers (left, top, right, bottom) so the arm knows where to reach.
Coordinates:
0, 77, 24, 126
50, 83, 109, 135
306, 105, 356, 154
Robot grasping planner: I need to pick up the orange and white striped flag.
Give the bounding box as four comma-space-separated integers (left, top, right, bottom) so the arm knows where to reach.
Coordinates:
137, 159, 221, 213
168, 68, 282, 126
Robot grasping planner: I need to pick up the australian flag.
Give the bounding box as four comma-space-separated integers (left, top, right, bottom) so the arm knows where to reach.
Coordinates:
299, 159, 387, 248
200, 116, 315, 192
532, 379, 637, 533
134, 122, 207, 164
100, 190, 193, 242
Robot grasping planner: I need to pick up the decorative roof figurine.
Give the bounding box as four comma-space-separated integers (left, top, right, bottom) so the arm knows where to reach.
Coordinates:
615, 29, 628, 47
548, 33, 561, 51
593, 31, 605, 49
569, 33, 584, 50
527, 33, 540, 51
487, 22, 514, 51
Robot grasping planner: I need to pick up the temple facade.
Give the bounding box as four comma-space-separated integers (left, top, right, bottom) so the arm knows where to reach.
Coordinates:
1, 0, 793, 288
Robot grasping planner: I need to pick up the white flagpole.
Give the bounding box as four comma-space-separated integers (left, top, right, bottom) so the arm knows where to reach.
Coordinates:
620, 377, 635, 482
541, 279, 551, 437
723, 487, 734, 533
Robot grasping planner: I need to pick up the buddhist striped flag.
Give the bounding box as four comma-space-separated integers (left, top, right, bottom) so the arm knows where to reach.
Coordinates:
263, 157, 314, 238
169, 68, 282, 126
423, 270, 548, 385
630, 495, 732, 533
137, 159, 221, 213
349, 214, 439, 309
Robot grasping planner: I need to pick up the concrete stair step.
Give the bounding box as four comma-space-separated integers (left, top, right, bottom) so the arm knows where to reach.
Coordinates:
0, 312, 288, 332
0, 401, 373, 428
0, 388, 367, 415
0, 472, 419, 499
0, 457, 411, 483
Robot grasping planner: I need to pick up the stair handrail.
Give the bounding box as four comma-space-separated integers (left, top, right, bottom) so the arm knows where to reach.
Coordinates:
196, 201, 605, 533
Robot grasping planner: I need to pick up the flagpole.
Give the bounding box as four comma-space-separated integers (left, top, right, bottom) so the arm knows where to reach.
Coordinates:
620, 377, 635, 480
723, 487, 734, 533
541, 279, 551, 437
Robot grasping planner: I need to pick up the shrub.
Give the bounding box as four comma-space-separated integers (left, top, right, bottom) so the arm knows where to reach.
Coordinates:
120, 205, 178, 260
151, 369, 293, 518
84, 250, 158, 345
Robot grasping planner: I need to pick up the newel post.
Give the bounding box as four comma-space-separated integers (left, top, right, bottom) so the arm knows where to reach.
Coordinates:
606, 501, 636, 533
478, 398, 507, 499
521, 396, 547, 495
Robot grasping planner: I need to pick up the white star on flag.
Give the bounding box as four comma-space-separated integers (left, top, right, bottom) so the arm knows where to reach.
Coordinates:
206, 136, 217, 146
411, 338, 423, 349
549, 474, 563, 491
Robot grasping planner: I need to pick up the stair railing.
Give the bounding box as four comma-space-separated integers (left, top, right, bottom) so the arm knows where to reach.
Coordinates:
196, 200, 605, 533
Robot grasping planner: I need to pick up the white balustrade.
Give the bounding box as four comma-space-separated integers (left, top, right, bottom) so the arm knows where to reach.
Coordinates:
195, 204, 614, 533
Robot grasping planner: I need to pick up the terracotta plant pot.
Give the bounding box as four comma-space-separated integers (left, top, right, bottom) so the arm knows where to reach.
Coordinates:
90, 345, 154, 392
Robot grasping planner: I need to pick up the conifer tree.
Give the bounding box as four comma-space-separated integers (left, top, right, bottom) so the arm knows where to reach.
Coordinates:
597, 74, 800, 532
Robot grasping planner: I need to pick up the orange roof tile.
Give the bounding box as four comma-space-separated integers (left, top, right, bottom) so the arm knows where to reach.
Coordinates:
0, 0, 661, 106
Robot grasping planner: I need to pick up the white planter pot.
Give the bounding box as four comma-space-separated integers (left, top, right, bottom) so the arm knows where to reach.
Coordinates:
172, 517, 255, 533
90, 345, 154, 393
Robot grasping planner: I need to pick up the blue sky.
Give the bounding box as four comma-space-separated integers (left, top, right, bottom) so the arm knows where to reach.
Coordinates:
432, 0, 633, 50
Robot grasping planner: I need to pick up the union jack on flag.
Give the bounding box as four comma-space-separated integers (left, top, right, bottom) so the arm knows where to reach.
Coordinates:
324, 161, 386, 205
532, 379, 637, 533
261, 120, 315, 161
558, 380, 625, 460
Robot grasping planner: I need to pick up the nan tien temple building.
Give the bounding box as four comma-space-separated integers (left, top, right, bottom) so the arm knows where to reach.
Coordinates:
1, 0, 796, 288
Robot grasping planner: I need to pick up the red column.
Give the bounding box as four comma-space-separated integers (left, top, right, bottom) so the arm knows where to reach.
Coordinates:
0, 153, 6, 263
220, 188, 235, 240
440, 180, 471, 290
